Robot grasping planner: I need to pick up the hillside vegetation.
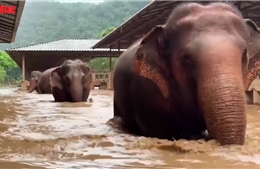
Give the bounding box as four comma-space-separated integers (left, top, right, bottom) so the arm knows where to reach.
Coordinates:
0, 0, 149, 85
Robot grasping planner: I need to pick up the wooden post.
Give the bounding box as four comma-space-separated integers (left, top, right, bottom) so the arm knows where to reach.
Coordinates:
107, 47, 112, 90
21, 54, 27, 90
109, 47, 112, 70
22, 54, 25, 81
118, 41, 121, 52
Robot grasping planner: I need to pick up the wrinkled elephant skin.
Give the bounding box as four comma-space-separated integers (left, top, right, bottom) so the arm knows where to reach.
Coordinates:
28, 68, 57, 94
111, 2, 260, 145
50, 59, 92, 102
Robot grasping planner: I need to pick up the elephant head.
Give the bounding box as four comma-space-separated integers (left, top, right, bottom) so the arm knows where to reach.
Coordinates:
244, 19, 260, 90
27, 71, 42, 93
50, 59, 92, 102
132, 2, 260, 145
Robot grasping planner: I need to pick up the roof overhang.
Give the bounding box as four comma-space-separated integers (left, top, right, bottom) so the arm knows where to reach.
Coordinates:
0, 0, 25, 43
5, 39, 124, 74
92, 0, 260, 49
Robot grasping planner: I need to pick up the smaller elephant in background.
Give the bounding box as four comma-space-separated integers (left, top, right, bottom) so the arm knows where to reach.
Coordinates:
50, 59, 92, 102
27, 71, 42, 92
27, 67, 58, 94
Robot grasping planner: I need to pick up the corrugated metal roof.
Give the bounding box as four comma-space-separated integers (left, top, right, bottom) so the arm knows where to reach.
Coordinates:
0, 1, 26, 43
92, 0, 260, 49
6, 38, 126, 51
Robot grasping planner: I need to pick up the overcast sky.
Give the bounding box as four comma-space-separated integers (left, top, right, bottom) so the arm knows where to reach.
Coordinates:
20, 0, 152, 4
55, 0, 104, 3
24, 0, 104, 3
24, 0, 151, 3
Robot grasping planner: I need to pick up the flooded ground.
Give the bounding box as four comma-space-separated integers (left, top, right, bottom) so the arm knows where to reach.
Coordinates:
0, 87, 260, 168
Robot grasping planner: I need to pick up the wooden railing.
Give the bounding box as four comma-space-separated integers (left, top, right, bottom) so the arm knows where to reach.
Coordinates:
20, 70, 114, 91
91, 70, 113, 90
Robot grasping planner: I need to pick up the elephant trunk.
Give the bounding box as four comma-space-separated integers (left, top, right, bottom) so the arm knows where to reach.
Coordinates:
27, 78, 37, 93
70, 80, 83, 102
198, 61, 246, 145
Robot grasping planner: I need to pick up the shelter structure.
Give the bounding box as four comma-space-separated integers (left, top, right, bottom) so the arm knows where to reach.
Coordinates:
92, 0, 260, 49
92, 0, 260, 91
0, 0, 25, 43
6, 39, 124, 90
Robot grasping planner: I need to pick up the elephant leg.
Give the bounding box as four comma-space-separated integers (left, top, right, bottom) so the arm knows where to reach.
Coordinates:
113, 97, 120, 117
37, 86, 43, 94
133, 100, 205, 140
82, 88, 90, 102
132, 98, 176, 139
113, 89, 141, 136
110, 98, 139, 134
43, 84, 52, 94
52, 87, 69, 102
131, 77, 205, 140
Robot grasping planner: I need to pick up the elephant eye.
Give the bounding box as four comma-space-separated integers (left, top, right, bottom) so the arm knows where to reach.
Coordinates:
182, 54, 194, 67
182, 54, 196, 76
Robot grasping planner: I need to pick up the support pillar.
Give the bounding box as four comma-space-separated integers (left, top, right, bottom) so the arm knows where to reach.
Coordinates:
107, 47, 113, 90
109, 48, 112, 70
21, 54, 27, 90
22, 55, 25, 81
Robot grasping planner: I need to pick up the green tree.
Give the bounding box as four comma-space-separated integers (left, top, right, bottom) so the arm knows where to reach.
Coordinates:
0, 51, 17, 68
0, 1, 150, 80
0, 1, 149, 50
0, 51, 21, 84
0, 66, 6, 83
98, 27, 115, 38
90, 27, 118, 70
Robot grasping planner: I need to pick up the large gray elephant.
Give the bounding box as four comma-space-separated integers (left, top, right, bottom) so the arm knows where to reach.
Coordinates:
111, 2, 260, 145
50, 59, 92, 102
27, 67, 57, 94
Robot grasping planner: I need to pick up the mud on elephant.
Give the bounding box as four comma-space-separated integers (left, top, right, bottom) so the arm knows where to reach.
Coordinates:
50, 59, 92, 102
28, 67, 57, 94
111, 2, 260, 145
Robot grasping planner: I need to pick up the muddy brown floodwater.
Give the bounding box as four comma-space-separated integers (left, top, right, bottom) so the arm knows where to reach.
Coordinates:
0, 87, 260, 168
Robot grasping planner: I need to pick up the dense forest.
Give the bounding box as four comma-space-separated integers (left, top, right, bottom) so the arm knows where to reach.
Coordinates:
0, 0, 149, 85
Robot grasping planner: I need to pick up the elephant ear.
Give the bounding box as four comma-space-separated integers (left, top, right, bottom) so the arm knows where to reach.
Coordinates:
50, 67, 63, 89
245, 19, 260, 60
31, 71, 42, 81
30, 71, 37, 80
80, 64, 92, 88
132, 25, 170, 99
244, 19, 260, 90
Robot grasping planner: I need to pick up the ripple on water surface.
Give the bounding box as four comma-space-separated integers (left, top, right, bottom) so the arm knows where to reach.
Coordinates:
0, 88, 260, 168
